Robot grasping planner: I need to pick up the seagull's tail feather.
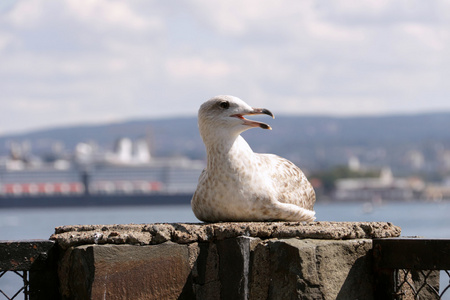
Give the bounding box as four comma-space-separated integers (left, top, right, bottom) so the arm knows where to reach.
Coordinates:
298, 208, 316, 222
275, 203, 316, 222
288, 206, 316, 222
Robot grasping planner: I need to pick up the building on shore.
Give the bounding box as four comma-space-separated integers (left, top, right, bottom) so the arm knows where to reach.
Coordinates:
423, 177, 450, 202
333, 167, 424, 202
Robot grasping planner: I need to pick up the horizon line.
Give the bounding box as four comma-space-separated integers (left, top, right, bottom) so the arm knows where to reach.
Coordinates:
1, 109, 450, 138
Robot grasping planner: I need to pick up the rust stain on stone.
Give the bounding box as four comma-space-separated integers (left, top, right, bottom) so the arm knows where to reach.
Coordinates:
10, 259, 19, 267
85, 244, 192, 300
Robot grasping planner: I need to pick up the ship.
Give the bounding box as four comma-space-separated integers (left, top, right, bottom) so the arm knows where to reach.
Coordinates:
0, 138, 205, 208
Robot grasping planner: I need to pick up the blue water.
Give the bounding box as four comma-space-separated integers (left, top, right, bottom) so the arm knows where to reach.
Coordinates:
1, 201, 449, 240
0, 201, 449, 298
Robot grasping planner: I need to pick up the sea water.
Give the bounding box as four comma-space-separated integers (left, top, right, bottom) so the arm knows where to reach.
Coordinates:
1, 201, 449, 298
1, 201, 449, 240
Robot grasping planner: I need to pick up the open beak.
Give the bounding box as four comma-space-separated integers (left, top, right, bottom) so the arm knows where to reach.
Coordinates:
231, 107, 275, 130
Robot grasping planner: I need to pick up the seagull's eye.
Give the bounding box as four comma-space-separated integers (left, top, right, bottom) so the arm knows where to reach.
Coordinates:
219, 101, 230, 109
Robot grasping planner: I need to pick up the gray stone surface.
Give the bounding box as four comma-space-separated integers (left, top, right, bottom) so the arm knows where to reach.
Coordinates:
58, 237, 378, 300
51, 221, 401, 249
189, 242, 221, 300
216, 236, 252, 300
249, 239, 374, 300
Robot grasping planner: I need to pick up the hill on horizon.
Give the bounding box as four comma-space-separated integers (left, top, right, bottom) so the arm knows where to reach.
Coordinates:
1, 112, 450, 173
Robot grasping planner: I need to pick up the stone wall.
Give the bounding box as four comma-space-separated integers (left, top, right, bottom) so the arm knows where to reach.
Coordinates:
51, 222, 401, 300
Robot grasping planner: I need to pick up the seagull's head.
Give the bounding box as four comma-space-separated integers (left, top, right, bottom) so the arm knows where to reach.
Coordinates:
198, 95, 274, 142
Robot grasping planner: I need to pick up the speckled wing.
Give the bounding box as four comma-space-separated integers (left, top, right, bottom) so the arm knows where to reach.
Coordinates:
197, 168, 207, 183
192, 168, 208, 200
257, 153, 316, 210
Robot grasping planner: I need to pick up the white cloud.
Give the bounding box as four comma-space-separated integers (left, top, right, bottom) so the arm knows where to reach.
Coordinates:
4, 0, 45, 28
281, 95, 390, 116
65, 0, 156, 31
0, 32, 13, 52
190, 0, 298, 36
5, 0, 157, 31
190, 0, 366, 42
400, 23, 447, 51
166, 57, 236, 78
0, 0, 450, 135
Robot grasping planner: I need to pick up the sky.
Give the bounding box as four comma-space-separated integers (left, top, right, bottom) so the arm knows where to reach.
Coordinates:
0, 0, 449, 136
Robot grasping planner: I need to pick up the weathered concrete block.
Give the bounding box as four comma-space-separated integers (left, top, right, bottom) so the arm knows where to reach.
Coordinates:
189, 237, 259, 300
52, 222, 400, 299
249, 242, 271, 300
190, 242, 221, 300
216, 236, 252, 300
249, 239, 374, 300
59, 242, 192, 300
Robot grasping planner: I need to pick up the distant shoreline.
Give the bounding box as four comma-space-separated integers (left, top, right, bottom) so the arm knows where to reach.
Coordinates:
0, 194, 193, 209
1, 194, 448, 209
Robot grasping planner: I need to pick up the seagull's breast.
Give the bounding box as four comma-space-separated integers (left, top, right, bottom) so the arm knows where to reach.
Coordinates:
192, 137, 275, 221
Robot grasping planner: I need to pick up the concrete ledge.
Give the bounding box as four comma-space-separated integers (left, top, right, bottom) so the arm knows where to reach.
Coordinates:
51, 222, 401, 299
51, 221, 401, 250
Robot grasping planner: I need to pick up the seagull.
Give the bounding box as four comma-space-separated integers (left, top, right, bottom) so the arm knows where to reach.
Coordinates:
191, 95, 316, 222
